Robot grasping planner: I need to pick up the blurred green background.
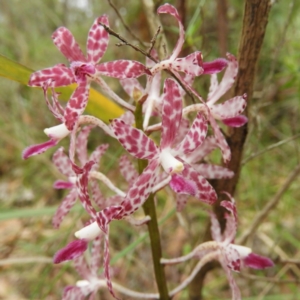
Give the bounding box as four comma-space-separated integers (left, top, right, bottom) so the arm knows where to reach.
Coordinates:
0, 0, 299, 299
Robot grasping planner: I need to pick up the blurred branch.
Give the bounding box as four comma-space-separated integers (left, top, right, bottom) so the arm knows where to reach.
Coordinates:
106, 0, 148, 46
141, 0, 169, 59
216, 0, 228, 56
237, 163, 300, 244
242, 133, 300, 165
0, 257, 53, 265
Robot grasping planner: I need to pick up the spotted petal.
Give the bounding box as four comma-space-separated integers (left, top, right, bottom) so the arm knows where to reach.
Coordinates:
207, 53, 238, 105
64, 81, 90, 131
171, 52, 203, 76
175, 113, 207, 155
157, 4, 184, 60
210, 94, 247, 120
120, 78, 144, 98
111, 119, 159, 160
28, 64, 75, 87
52, 27, 86, 63
179, 164, 217, 204
160, 79, 183, 149
192, 164, 234, 179
87, 15, 109, 64
53, 147, 74, 177
208, 114, 231, 164
119, 155, 138, 185
120, 159, 160, 217
22, 139, 58, 159
73, 161, 97, 218
96, 60, 149, 78
52, 188, 78, 229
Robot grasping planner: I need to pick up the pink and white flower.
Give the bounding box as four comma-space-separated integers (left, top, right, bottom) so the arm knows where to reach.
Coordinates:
29, 15, 148, 130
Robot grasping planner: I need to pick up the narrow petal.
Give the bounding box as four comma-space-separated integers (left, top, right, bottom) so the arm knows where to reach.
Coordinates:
87, 15, 109, 64
210, 211, 222, 242
119, 155, 138, 185
52, 188, 78, 229
160, 79, 183, 149
89, 144, 109, 171
244, 253, 274, 269
63, 286, 85, 300
175, 194, 189, 212
64, 81, 90, 131
76, 126, 93, 165
202, 58, 228, 74
186, 136, 219, 164
52, 147, 74, 177
169, 174, 197, 196
210, 94, 247, 120
90, 235, 103, 275
22, 139, 58, 159
175, 113, 208, 155
171, 52, 203, 76
52, 27, 86, 63
220, 258, 242, 300
120, 159, 160, 217
28, 64, 74, 87
53, 239, 88, 264
208, 114, 231, 164
73, 255, 91, 281
191, 164, 234, 179
53, 180, 74, 189
73, 161, 97, 218
157, 4, 184, 60
110, 119, 159, 160
223, 244, 241, 272
180, 164, 217, 204
96, 205, 123, 234
96, 60, 150, 78
103, 230, 120, 299
207, 53, 238, 105
120, 78, 144, 98
222, 115, 248, 127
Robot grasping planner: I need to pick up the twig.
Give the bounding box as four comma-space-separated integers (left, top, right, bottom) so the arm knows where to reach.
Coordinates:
99, 22, 157, 62
106, 0, 148, 47
237, 163, 300, 245
147, 26, 161, 55
99, 23, 195, 101
141, 0, 169, 59
242, 133, 300, 165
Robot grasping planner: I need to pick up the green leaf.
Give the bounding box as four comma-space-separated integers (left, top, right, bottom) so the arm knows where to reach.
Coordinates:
0, 54, 124, 122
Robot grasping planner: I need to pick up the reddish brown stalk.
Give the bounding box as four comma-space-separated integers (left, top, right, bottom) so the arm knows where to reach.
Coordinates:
216, 0, 228, 56
188, 1, 272, 299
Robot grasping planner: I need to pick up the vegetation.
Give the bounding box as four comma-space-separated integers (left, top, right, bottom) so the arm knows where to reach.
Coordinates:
0, 0, 299, 299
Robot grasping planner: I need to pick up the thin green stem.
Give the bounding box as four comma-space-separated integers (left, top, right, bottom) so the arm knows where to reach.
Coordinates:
134, 101, 170, 300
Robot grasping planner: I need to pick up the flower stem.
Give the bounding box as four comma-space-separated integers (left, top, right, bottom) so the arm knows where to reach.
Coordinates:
134, 101, 170, 300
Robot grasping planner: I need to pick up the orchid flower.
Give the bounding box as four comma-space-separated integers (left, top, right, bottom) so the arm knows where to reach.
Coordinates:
95, 78, 217, 235
150, 4, 227, 77
54, 234, 111, 300
161, 194, 274, 299
28, 15, 148, 131
51, 126, 108, 228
